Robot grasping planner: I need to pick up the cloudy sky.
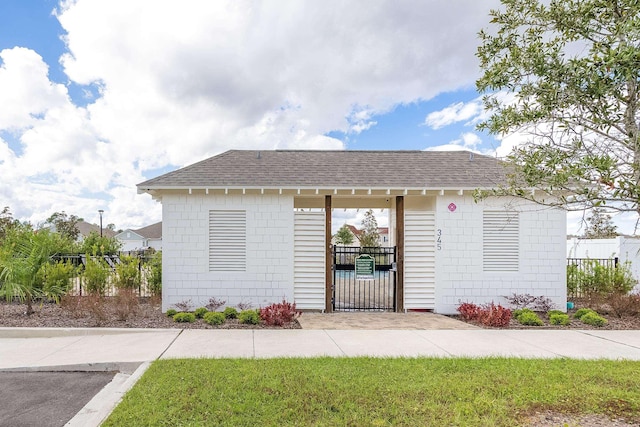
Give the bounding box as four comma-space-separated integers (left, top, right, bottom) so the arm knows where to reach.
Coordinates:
0, 0, 617, 235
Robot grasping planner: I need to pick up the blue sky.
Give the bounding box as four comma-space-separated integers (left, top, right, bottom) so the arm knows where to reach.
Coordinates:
0, 0, 603, 235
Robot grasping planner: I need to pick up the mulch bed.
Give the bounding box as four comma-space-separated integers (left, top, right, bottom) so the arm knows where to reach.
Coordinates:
0, 298, 301, 329
1, 297, 638, 330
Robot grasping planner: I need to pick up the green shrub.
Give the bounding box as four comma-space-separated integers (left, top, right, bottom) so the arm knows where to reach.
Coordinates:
239, 309, 260, 325
147, 251, 162, 297
173, 312, 196, 323
115, 255, 141, 289
574, 308, 596, 319
513, 308, 534, 321
547, 309, 564, 318
194, 307, 208, 319
38, 260, 76, 303
166, 308, 177, 317
223, 307, 238, 319
517, 311, 544, 326
203, 311, 225, 326
580, 312, 607, 327
567, 259, 635, 298
549, 313, 570, 326
82, 255, 109, 296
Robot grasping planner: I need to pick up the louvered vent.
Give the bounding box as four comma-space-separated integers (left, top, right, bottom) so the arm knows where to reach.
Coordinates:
209, 210, 246, 271
483, 210, 519, 272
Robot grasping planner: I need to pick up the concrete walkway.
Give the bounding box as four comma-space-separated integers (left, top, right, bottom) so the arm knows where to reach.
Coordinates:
2, 327, 640, 426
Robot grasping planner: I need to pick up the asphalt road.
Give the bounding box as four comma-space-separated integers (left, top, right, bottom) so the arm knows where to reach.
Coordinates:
0, 371, 116, 427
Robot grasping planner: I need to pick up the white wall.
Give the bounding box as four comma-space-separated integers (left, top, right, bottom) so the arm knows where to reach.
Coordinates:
566, 238, 618, 259
161, 193, 294, 312
434, 196, 566, 314
567, 236, 640, 289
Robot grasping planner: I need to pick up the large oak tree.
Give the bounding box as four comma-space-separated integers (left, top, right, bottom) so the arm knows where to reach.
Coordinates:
477, 0, 640, 221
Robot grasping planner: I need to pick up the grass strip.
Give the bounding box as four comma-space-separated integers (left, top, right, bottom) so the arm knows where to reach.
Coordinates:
104, 357, 640, 426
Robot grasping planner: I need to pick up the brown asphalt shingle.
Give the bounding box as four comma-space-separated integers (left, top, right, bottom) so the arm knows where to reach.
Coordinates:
137, 150, 507, 189
134, 222, 162, 239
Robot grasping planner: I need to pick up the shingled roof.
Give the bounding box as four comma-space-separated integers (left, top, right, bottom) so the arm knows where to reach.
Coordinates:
137, 150, 507, 191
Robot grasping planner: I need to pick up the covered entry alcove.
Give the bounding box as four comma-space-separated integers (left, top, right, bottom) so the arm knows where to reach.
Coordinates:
293, 193, 435, 313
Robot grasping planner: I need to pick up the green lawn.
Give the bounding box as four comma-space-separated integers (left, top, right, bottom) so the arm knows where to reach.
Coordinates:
104, 358, 640, 426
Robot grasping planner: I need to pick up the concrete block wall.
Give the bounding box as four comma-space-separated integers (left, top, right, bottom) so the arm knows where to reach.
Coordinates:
434, 195, 566, 314
161, 193, 294, 312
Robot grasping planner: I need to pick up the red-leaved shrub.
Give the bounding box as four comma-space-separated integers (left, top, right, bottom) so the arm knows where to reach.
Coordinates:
477, 302, 512, 327
457, 302, 480, 321
456, 301, 512, 327
259, 300, 300, 326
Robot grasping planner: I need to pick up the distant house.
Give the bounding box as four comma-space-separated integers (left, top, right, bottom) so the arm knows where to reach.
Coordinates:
115, 222, 162, 252
334, 224, 390, 247
76, 221, 117, 241
45, 220, 117, 243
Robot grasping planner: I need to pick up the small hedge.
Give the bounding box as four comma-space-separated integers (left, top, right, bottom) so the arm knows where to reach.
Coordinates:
166, 309, 177, 317
203, 312, 226, 326
517, 311, 544, 326
580, 312, 607, 327
549, 313, 570, 326
173, 312, 196, 323
239, 309, 260, 325
194, 307, 208, 319
574, 308, 597, 320
223, 307, 239, 319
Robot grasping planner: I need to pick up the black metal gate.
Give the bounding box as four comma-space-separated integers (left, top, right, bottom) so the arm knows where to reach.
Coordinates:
332, 246, 396, 311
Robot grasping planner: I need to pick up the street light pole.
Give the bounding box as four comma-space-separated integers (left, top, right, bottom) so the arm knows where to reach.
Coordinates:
98, 209, 104, 237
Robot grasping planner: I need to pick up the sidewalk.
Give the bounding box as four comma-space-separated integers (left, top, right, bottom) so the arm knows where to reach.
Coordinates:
2, 327, 640, 426
3, 328, 640, 368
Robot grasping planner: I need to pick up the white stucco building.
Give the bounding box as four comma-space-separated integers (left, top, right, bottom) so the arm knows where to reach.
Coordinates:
137, 150, 566, 314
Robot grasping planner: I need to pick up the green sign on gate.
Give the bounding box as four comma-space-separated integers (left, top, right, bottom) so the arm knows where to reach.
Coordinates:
355, 254, 375, 280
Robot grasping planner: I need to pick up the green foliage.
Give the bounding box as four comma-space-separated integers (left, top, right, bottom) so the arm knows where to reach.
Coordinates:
239, 309, 260, 325
516, 311, 544, 326
0, 227, 60, 314
82, 255, 109, 296
358, 209, 380, 248
115, 255, 141, 289
173, 312, 196, 323
547, 309, 564, 317
334, 224, 355, 246
567, 260, 635, 298
513, 308, 534, 321
194, 307, 208, 319
0, 206, 21, 243
166, 308, 177, 317
203, 311, 225, 326
476, 0, 640, 215
80, 231, 122, 255
580, 312, 608, 327
223, 307, 238, 319
549, 313, 570, 326
38, 260, 76, 303
574, 308, 597, 319
584, 208, 618, 238
147, 251, 162, 297
45, 211, 82, 241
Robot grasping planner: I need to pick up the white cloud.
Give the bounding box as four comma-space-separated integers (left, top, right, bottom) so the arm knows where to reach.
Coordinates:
425, 132, 492, 154
1, 0, 502, 228
424, 100, 482, 130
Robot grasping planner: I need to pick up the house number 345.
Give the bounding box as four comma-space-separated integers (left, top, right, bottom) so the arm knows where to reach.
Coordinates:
436, 229, 442, 250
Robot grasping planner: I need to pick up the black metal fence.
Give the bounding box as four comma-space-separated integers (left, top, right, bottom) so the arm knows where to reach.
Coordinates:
51, 252, 158, 297
333, 246, 396, 311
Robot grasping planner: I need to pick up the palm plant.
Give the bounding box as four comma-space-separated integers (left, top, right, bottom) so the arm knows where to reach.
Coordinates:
0, 228, 58, 315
